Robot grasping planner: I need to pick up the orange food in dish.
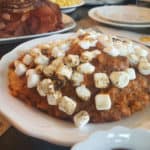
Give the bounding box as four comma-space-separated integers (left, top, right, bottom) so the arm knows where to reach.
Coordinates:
8, 30, 150, 127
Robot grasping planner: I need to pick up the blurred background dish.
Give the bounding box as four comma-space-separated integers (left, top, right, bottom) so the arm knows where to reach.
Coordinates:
95, 5, 150, 24
0, 14, 76, 44
88, 7, 150, 28
50, 0, 85, 13
105, 0, 128, 4
51, 0, 84, 8
0, 0, 64, 38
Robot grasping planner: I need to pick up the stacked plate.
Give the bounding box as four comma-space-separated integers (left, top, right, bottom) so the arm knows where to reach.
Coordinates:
0, 14, 76, 44
89, 5, 150, 28
85, 0, 128, 5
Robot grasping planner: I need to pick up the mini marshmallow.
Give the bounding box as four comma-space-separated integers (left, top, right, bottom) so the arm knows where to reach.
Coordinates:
34, 55, 49, 65
73, 111, 90, 128
138, 58, 150, 75
76, 85, 91, 101
56, 64, 73, 79
125, 68, 136, 80
110, 71, 129, 88
58, 96, 77, 115
22, 54, 33, 65
71, 71, 84, 86
95, 94, 111, 110
65, 54, 80, 67
94, 73, 110, 88
14, 61, 27, 76
77, 63, 95, 74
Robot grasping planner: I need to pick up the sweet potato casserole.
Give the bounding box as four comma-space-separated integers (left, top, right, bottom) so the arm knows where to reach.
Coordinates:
8, 29, 150, 128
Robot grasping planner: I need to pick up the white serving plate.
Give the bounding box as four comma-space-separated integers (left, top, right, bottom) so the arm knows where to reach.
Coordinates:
88, 7, 150, 28
0, 33, 150, 146
0, 14, 76, 45
72, 127, 150, 150
95, 5, 150, 24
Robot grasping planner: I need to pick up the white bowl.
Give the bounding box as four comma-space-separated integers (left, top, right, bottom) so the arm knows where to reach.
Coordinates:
0, 33, 150, 146
72, 127, 150, 150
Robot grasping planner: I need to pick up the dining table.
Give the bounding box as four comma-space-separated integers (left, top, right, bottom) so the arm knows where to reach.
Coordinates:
0, 1, 150, 150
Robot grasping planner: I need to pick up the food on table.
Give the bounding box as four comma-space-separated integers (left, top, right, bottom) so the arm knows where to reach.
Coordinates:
50, 0, 82, 7
8, 29, 150, 128
140, 36, 150, 43
0, 0, 64, 38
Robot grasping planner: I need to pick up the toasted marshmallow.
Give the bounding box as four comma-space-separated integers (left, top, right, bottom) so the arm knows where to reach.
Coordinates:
22, 54, 33, 65
65, 54, 80, 67
103, 46, 120, 57
127, 53, 139, 66
51, 48, 65, 58
34, 55, 49, 65
76, 29, 86, 36
94, 73, 110, 88
98, 34, 112, 46
76, 85, 91, 101
77, 63, 95, 74
58, 96, 77, 115
37, 79, 54, 96
125, 68, 136, 80
30, 48, 41, 57
35, 65, 44, 74
95, 94, 111, 110
77, 29, 99, 39
86, 31, 100, 40
138, 58, 150, 75
56, 64, 73, 79
134, 46, 148, 58
81, 50, 101, 62
43, 65, 55, 76
47, 91, 62, 106
59, 42, 71, 52
38, 44, 50, 50
110, 71, 129, 88
43, 58, 63, 76
124, 40, 135, 54
73, 111, 90, 128
78, 40, 97, 49
80, 51, 94, 62
71, 71, 84, 86
114, 41, 129, 56
14, 61, 27, 76
51, 57, 63, 68
26, 69, 36, 76
27, 73, 40, 88
92, 49, 101, 57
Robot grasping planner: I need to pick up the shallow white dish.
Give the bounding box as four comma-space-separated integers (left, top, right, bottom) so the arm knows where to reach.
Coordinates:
72, 127, 150, 150
0, 14, 76, 45
88, 7, 150, 28
0, 33, 150, 146
85, 0, 127, 5
95, 5, 150, 24
61, 0, 85, 13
